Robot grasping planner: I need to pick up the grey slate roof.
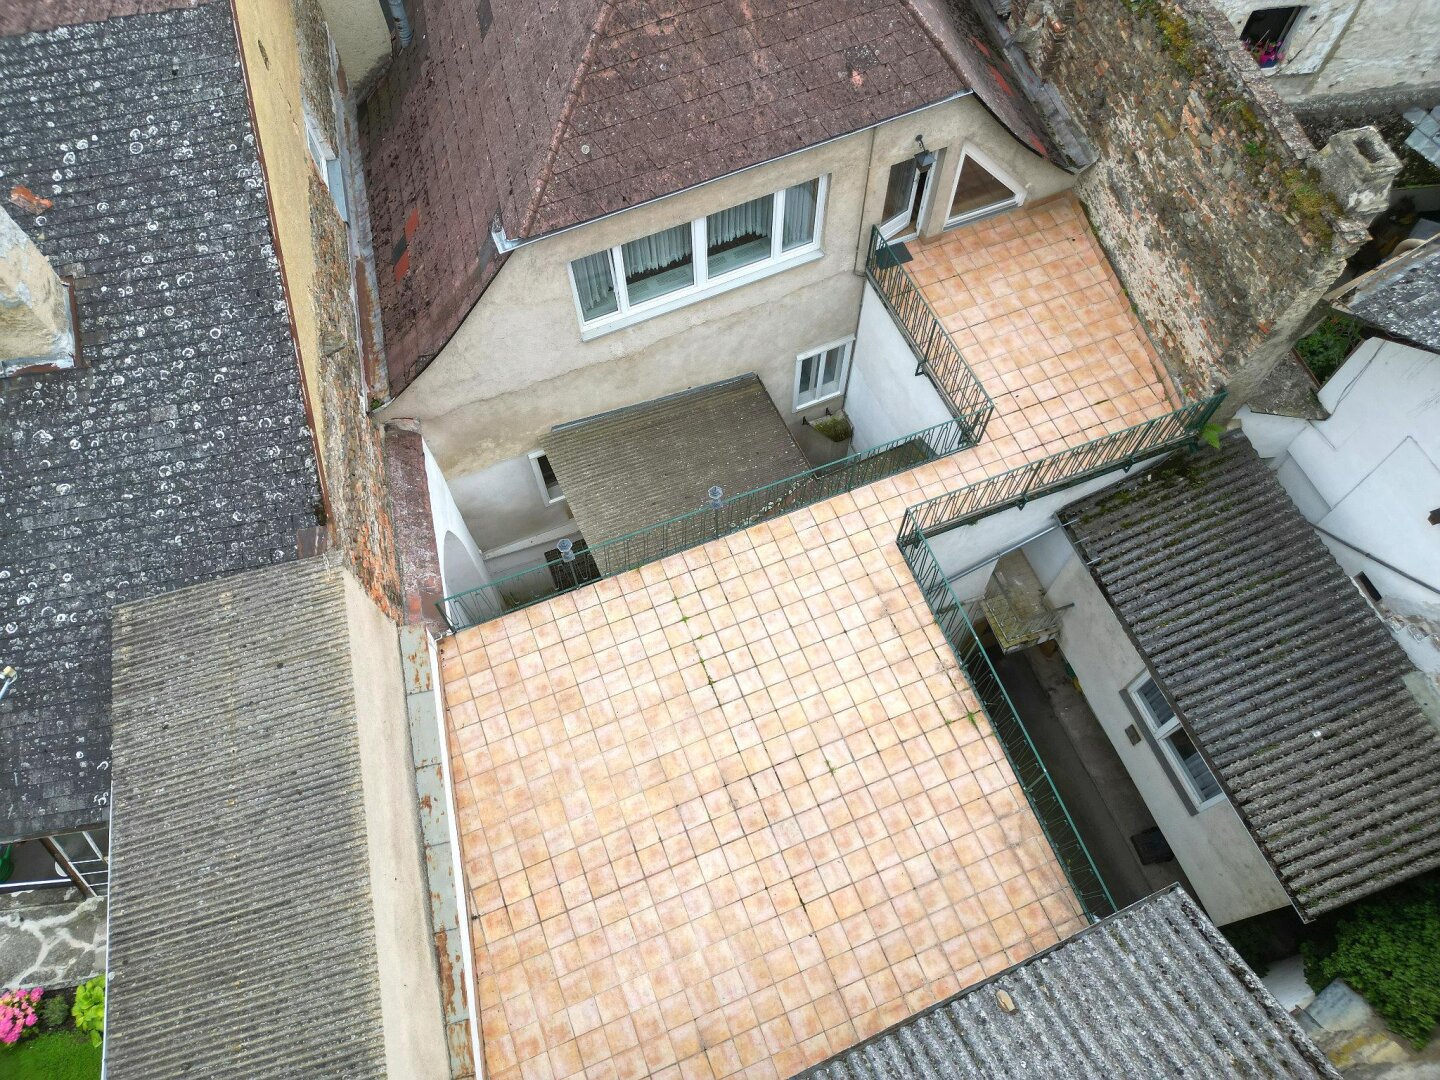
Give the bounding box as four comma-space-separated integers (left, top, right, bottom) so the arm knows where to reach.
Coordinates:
542, 373, 808, 553
795, 888, 1339, 1080
106, 557, 387, 1078
0, 2, 320, 840
1062, 434, 1440, 920
1330, 234, 1440, 353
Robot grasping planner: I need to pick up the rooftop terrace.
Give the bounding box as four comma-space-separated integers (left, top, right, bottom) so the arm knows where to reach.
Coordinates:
439, 198, 1185, 1080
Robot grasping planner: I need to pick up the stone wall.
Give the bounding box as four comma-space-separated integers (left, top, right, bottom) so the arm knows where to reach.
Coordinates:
234, 0, 403, 616
1011, 0, 1398, 407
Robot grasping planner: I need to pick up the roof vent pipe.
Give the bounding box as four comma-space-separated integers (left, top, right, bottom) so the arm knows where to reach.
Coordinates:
381, 0, 412, 48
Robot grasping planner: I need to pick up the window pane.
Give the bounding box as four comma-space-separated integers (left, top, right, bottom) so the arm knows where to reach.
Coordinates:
571, 250, 618, 321
1167, 730, 1222, 803
821, 347, 842, 392
707, 194, 774, 276
622, 223, 694, 304
798, 353, 819, 398
782, 179, 820, 251
1136, 678, 1174, 729
882, 160, 916, 221
949, 157, 1016, 220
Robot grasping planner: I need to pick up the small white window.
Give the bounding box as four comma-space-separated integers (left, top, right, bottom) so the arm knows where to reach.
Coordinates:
794, 339, 852, 411
945, 148, 1022, 226
528, 451, 565, 505
304, 115, 349, 223
1128, 673, 1224, 810
568, 176, 827, 334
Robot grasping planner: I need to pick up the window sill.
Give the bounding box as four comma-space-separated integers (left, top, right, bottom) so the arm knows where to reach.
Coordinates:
795, 388, 845, 414
579, 247, 824, 341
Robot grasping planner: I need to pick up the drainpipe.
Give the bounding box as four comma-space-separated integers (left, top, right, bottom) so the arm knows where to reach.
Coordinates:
381, 0, 412, 47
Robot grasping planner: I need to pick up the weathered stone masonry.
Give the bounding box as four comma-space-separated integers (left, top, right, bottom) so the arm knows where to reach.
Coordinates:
1010, 0, 1398, 408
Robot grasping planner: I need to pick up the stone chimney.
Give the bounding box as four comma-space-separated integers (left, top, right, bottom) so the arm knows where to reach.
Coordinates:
1, 206, 75, 376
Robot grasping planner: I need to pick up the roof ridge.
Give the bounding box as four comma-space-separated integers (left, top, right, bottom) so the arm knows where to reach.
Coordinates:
517, 0, 618, 239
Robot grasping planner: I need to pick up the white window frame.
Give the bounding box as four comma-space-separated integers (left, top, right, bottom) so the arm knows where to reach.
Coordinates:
1127, 673, 1225, 811
944, 145, 1024, 228
880, 159, 921, 240
568, 176, 829, 339
528, 450, 566, 506
793, 337, 853, 412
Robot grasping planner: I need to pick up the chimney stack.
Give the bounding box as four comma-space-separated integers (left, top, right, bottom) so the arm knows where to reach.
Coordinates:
1, 206, 75, 376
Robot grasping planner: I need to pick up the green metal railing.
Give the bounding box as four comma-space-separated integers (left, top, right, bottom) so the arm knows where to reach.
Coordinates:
865, 226, 994, 436
899, 391, 1227, 540
440, 416, 977, 631
900, 528, 1117, 921
891, 399, 1226, 921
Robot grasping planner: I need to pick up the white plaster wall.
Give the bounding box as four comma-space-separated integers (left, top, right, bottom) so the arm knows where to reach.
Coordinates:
381, 95, 1073, 499
1241, 339, 1440, 674
343, 574, 450, 1078
1039, 552, 1293, 926
451, 452, 575, 555
847, 282, 955, 450
316, 0, 391, 88
422, 440, 488, 598
1213, 0, 1440, 100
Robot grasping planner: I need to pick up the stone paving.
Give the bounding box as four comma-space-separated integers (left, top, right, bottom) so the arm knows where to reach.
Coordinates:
0, 890, 107, 989
439, 202, 1179, 1080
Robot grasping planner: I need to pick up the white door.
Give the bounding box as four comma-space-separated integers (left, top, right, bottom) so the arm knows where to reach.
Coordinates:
880, 159, 922, 240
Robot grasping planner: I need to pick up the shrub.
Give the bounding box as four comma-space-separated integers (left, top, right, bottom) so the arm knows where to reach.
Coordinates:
1295, 313, 1366, 385
0, 987, 43, 1045
1302, 874, 1440, 1048
38, 991, 70, 1032
70, 976, 104, 1048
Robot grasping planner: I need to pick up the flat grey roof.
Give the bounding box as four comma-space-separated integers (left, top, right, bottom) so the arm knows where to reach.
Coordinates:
796, 888, 1339, 1080
1062, 434, 1440, 919
543, 373, 808, 550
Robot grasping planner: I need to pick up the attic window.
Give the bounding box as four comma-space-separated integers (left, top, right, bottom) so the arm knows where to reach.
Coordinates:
1241, 7, 1300, 67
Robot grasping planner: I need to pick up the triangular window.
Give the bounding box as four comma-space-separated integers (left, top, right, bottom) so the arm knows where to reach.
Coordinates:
947, 154, 1020, 224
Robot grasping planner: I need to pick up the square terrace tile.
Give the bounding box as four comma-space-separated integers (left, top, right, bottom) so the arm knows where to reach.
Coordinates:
440, 195, 1179, 1080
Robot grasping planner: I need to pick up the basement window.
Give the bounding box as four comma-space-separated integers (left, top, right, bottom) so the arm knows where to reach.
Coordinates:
1241, 6, 1301, 68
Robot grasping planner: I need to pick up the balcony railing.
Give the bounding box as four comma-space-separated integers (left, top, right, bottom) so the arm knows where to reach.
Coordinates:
899, 392, 1227, 541
900, 529, 1117, 922
440, 416, 977, 631
864, 226, 995, 441
892, 400, 1226, 921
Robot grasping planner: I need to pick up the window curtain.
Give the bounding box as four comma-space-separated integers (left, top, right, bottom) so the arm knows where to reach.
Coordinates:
782, 179, 819, 249
622, 223, 692, 276
708, 195, 772, 246
572, 251, 616, 317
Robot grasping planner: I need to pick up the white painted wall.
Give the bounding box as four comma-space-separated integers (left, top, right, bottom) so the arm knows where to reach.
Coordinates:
423, 440, 488, 599
847, 282, 956, 450
450, 452, 575, 557
1238, 339, 1440, 676
1212, 0, 1440, 102
1036, 549, 1294, 926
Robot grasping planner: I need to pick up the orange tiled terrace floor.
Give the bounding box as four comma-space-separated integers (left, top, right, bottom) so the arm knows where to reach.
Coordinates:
440, 196, 1178, 1080
908, 193, 1175, 454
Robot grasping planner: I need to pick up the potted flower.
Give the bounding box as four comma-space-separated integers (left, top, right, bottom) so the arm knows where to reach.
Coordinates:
1245, 39, 1282, 68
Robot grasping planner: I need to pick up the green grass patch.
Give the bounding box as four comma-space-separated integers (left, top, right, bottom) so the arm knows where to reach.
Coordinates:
1, 1030, 102, 1079
1294, 313, 1367, 384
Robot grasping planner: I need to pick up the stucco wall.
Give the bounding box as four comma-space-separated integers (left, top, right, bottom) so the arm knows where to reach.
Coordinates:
382, 95, 1072, 500
1039, 551, 1292, 926
343, 572, 450, 1078
1213, 0, 1440, 103
234, 0, 402, 615
848, 282, 956, 450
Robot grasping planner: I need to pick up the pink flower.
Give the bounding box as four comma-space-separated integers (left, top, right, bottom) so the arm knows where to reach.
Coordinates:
24, 1014, 35, 1026
29, 987, 42, 1001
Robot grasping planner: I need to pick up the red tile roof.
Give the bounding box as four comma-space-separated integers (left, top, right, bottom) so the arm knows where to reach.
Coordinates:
360, 0, 1054, 392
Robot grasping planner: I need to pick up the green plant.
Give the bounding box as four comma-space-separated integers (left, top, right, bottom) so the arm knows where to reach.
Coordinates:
38, 991, 69, 1032
810, 413, 853, 443
1198, 422, 1224, 450
70, 976, 104, 1048
1302, 874, 1440, 1048
3, 1030, 103, 1079
1295, 313, 1366, 384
